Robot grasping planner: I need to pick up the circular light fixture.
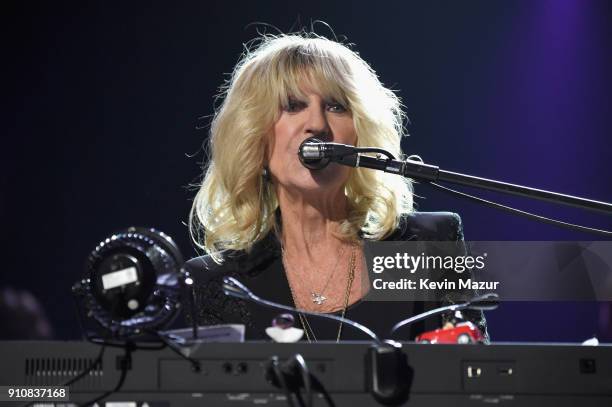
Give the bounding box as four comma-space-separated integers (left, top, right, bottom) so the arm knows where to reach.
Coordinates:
73, 227, 184, 339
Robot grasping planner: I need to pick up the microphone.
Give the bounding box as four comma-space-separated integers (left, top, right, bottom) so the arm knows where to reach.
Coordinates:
221, 276, 381, 343
298, 137, 358, 169
389, 293, 500, 338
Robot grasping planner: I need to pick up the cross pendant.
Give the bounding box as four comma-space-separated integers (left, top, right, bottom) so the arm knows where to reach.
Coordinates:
311, 292, 327, 305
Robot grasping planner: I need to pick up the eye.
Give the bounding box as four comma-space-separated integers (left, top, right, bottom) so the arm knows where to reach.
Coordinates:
327, 102, 348, 113
283, 98, 306, 113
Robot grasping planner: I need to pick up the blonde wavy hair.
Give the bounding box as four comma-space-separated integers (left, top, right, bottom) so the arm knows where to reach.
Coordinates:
190, 33, 413, 262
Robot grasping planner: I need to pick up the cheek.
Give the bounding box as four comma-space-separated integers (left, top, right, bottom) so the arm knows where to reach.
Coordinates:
272, 118, 296, 147
331, 118, 357, 144
268, 121, 298, 166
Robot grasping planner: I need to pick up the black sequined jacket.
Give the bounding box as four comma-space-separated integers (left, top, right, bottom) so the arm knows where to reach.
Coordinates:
185, 212, 489, 341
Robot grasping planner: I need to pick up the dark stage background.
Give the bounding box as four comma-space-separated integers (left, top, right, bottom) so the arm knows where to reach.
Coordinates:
2, 1, 612, 341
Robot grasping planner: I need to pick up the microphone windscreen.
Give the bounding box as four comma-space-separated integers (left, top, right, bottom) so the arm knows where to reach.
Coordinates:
298, 137, 330, 169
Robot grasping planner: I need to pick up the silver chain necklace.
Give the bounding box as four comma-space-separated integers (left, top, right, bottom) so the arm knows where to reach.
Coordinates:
281, 243, 346, 305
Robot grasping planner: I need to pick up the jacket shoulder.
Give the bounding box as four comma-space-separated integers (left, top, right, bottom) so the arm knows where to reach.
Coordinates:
183, 253, 233, 283
183, 232, 281, 282
386, 211, 464, 242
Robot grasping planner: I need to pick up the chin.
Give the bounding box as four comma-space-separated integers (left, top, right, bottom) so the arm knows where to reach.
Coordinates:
285, 165, 350, 193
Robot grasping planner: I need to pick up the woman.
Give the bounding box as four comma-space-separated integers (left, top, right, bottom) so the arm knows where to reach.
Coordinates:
189, 33, 487, 341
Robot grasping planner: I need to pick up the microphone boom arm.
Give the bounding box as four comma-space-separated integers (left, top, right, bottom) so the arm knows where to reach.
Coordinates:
390, 293, 500, 338
222, 277, 382, 344
335, 153, 612, 216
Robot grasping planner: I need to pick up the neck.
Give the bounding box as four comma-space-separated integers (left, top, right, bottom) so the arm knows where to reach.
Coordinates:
276, 185, 348, 260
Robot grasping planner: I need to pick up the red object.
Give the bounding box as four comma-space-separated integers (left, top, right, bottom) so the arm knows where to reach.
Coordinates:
416, 321, 485, 344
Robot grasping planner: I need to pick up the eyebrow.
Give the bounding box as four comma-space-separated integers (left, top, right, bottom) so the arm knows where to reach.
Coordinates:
286, 95, 343, 104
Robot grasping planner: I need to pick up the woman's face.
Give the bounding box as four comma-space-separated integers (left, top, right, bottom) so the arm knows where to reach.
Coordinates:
267, 87, 357, 195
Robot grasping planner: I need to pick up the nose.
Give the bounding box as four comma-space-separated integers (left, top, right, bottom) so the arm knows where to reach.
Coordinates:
304, 104, 331, 140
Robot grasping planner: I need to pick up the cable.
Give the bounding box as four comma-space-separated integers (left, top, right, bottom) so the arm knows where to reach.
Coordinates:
265, 354, 335, 407
19, 345, 107, 407
76, 332, 200, 405
288, 354, 312, 407
429, 182, 612, 236
309, 375, 336, 407
153, 330, 201, 372
403, 153, 612, 236
78, 342, 133, 407
85, 333, 165, 350
61, 344, 106, 387
270, 356, 297, 407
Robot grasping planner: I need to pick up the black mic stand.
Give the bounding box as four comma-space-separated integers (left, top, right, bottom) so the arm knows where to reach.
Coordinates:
298, 137, 612, 224
320, 148, 612, 235
337, 153, 612, 215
